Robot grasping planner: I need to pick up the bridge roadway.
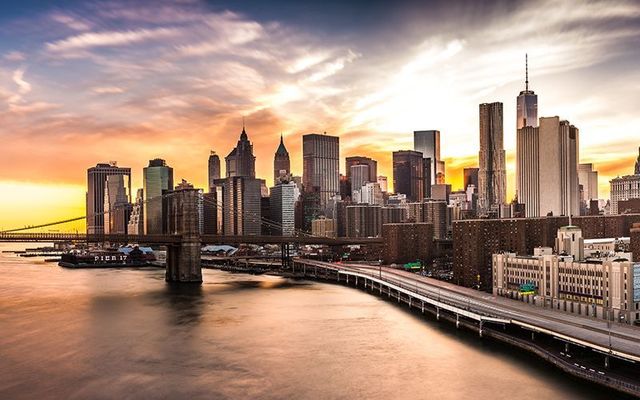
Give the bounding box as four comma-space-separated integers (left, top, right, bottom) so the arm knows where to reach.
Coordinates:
0, 232, 383, 246
294, 259, 640, 364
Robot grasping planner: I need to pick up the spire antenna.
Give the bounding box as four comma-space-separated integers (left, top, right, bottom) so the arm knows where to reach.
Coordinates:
525, 53, 529, 91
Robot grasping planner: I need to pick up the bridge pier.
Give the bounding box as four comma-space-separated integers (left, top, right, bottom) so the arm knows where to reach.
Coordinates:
166, 237, 202, 283
165, 187, 202, 283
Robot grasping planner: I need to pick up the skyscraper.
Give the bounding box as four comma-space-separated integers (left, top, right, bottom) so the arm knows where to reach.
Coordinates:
86, 162, 131, 234
302, 133, 340, 207
541, 117, 579, 217
463, 167, 479, 192
143, 158, 173, 234
273, 134, 291, 185
345, 156, 377, 183
270, 181, 298, 236
635, 147, 640, 175
350, 164, 370, 196
517, 117, 579, 217
517, 125, 539, 216
478, 102, 506, 215
346, 204, 382, 238
226, 126, 256, 178
392, 150, 425, 202
610, 175, 640, 215
208, 151, 220, 190
578, 163, 598, 203
103, 174, 130, 234
414, 130, 444, 191
423, 199, 447, 239
214, 176, 262, 236
202, 191, 220, 235
516, 54, 538, 130
127, 188, 144, 235
359, 182, 384, 205
377, 176, 388, 192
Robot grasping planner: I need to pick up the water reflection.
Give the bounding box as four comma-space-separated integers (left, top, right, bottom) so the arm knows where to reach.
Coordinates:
0, 247, 621, 400
164, 283, 205, 326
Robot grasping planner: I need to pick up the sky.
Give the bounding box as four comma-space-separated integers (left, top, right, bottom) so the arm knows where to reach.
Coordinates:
1, 0, 639, 231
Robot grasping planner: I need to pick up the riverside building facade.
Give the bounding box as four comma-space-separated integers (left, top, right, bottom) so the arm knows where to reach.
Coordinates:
492, 225, 640, 324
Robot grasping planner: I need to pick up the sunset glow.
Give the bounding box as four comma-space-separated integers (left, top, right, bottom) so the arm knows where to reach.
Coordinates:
1, 0, 639, 230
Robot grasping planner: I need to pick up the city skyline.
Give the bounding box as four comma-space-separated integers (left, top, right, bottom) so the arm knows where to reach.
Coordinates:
2, 2, 640, 398
2, 0, 640, 229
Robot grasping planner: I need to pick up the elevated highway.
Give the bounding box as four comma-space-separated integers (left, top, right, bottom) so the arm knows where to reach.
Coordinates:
293, 259, 640, 363
291, 259, 640, 396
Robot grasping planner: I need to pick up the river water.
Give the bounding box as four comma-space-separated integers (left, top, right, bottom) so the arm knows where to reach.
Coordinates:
0, 244, 614, 399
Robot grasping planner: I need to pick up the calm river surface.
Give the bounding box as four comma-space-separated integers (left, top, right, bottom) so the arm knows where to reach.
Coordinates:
0, 243, 615, 399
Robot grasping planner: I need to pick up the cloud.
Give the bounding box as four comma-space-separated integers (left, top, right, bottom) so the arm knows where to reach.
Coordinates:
8, 101, 60, 115
174, 12, 264, 57
4, 51, 26, 62
45, 27, 180, 52
92, 86, 125, 94
12, 69, 31, 95
306, 50, 359, 83
1, 0, 638, 204
50, 12, 92, 31
286, 52, 331, 74
7, 68, 32, 104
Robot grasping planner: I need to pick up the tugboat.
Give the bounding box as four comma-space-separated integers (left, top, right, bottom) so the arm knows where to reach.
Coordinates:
59, 246, 155, 268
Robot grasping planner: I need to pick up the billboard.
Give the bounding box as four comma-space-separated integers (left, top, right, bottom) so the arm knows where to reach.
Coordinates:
519, 282, 536, 295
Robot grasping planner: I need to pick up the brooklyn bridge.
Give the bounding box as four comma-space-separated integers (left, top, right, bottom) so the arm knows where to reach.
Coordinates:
0, 181, 384, 285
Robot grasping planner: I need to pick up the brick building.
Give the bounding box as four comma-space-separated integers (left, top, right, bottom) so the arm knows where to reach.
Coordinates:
382, 223, 433, 264
453, 214, 640, 292
631, 223, 640, 263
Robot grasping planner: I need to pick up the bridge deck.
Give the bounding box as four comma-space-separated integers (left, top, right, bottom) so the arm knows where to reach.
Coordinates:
0, 232, 382, 246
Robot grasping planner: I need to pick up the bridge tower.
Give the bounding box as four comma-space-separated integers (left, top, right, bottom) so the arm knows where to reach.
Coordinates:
165, 184, 202, 283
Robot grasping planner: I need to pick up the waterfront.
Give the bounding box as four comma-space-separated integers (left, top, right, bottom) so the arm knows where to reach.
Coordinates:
0, 244, 616, 399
